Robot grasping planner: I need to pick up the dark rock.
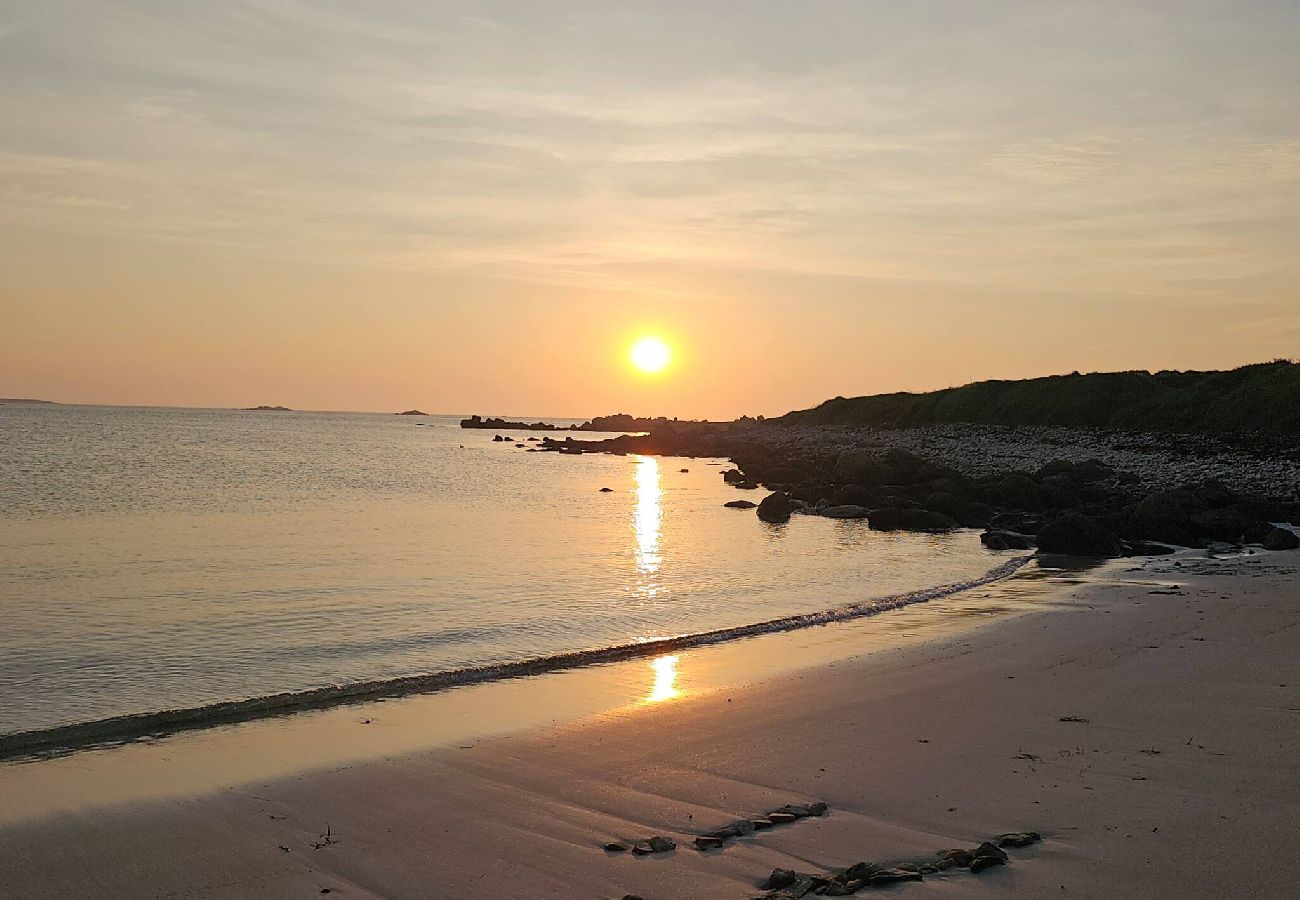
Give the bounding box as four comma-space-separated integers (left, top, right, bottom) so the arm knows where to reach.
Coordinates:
970, 855, 1006, 873
820, 504, 869, 519
766, 868, 798, 890
1263, 527, 1300, 550
973, 842, 1009, 862
981, 529, 1036, 550
694, 835, 725, 850
997, 473, 1045, 510
989, 512, 1044, 534
807, 801, 829, 816
1191, 508, 1272, 544
867, 868, 923, 885
723, 469, 746, 484
757, 492, 793, 524
1130, 490, 1207, 546
750, 818, 774, 829
830, 484, 875, 507
939, 849, 974, 867
599, 487, 614, 492
725, 499, 758, 509
995, 831, 1041, 848
767, 811, 799, 824
632, 835, 675, 854
868, 508, 958, 532
843, 862, 882, 881
835, 449, 895, 487
1122, 539, 1177, 556
1036, 513, 1123, 557
761, 875, 815, 899
736, 481, 759, 490
603, 841, 630, 852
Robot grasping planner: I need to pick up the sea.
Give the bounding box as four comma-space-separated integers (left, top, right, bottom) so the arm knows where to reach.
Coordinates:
0, 405, 1019, 745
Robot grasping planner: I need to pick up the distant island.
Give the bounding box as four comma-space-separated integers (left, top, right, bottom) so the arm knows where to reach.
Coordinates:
240, 405, 293, 412
461, 413, 710, 433
396, 409, 429, 416
0, 398, 59, 405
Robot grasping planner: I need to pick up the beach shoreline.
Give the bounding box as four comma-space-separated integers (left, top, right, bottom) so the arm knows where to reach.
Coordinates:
2, 548, 1296, 898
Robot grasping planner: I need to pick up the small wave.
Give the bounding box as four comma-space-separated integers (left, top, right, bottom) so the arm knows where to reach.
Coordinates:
0, 555, 1032, 761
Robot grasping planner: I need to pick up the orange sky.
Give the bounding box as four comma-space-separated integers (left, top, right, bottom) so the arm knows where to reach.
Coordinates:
2, 2, 1298, 419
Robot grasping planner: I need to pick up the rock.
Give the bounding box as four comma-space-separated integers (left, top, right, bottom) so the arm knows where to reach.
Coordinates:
765, 868, 798, 890
1131, 490, 1206, 546
761, 874, 815, 899
680, 468, 689, 473
396, 409, 428, 416
603, 840, 630, 852
599, 487, 614, 492
835, 448, 895, 487
807, 801, 829, 816
995, 831, 1041, 848
767, 811, 798, 824
757, 492, 793, 524
492, 435, 505, 442
830, 484, 874, 506
868, 508, 958, 532
1036, 513, 1123, 557
819, 504, 870, 519
973, 842, 1009, 862
989, 512, 1044, 534
970, 855, 1006, 873
725, 500, 758, 509
997, 473, 1045, 510
867, 868, 923, 885
694, 835, 725, 850
631, 835, 675, 854
981, 529, 1036, 550
723, 469, 746, 484
939, 849, 974, 867
843, 862, 882, 881
750, 818, 774, 829
622, 896, 644, 900
1122, 539, 1177, 556
1263, 527, 1300, 550
1191, 508, 1273, 544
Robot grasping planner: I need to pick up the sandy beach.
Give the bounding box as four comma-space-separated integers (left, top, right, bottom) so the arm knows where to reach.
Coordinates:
2, 548, 1297, 899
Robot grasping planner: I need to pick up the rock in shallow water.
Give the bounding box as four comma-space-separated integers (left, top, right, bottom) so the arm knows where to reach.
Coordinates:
757, 491, 793, 523
1036, 513, 1123, 557
725, 499, 758, 509
868, 507, 958, 532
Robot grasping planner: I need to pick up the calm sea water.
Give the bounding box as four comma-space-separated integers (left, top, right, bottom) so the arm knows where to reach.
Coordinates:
0, 405, 1008, 736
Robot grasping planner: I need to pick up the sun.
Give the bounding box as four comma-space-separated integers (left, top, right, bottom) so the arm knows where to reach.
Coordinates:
629, 336, 672, 374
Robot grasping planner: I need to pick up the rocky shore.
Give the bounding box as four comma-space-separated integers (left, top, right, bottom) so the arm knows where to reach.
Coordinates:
527, 421, 1300, 558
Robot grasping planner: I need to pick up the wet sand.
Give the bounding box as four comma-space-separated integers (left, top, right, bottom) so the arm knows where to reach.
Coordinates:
1, 551, 1297, 898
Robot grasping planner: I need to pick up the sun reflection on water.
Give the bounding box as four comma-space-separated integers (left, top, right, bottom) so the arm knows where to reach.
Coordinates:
633, 456, 662, 595
646, 654, 681, 703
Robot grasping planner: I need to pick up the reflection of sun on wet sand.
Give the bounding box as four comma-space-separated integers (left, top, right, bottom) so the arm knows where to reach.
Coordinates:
645, 654, 680, 703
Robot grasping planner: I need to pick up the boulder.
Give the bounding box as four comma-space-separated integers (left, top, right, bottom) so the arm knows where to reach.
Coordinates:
834, 448, 895, 487
981, 529, 1036, 550
1130, 490, 1206, 546
820, 505, 870, 519
1191, 508, 1272, 544
997, 473, 1045, 510
1121, 539, 1177, 556
757, 492, 793, 524
868, 508, 958, 532
724, 499, 757, 509
830, 483, 874, 507
1263, 527, 1300, 551
1037, 513, 1123, 557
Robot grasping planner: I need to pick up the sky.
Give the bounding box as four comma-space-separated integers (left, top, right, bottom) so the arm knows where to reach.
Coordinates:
2, 0, 1298, 419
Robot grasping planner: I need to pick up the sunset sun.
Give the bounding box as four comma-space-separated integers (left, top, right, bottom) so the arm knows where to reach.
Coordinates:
629, 336, 672, 374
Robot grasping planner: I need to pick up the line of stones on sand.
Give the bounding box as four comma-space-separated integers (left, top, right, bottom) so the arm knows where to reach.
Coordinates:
602, 801, 829, 856
758, 832, 1041, 898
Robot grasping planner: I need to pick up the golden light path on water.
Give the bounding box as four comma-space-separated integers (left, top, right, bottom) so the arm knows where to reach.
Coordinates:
633, 455, 662, 590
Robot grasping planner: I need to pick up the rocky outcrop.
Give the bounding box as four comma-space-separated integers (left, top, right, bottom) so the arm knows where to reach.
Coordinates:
1263, 527, 1300, 551
868, 508, 958, 532
1036, 513, 1123, 557
980, 529, 1036, 550
757, 492, 793, 524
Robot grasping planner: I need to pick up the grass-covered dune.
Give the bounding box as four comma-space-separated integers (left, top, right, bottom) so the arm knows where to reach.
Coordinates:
779, 361, 1300, 435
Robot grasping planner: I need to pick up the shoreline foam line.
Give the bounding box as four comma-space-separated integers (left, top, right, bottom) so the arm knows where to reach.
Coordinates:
0, 555, 1033, 761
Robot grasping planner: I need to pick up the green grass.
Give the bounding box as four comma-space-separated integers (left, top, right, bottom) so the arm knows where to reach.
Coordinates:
778, 361, 1300, 435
